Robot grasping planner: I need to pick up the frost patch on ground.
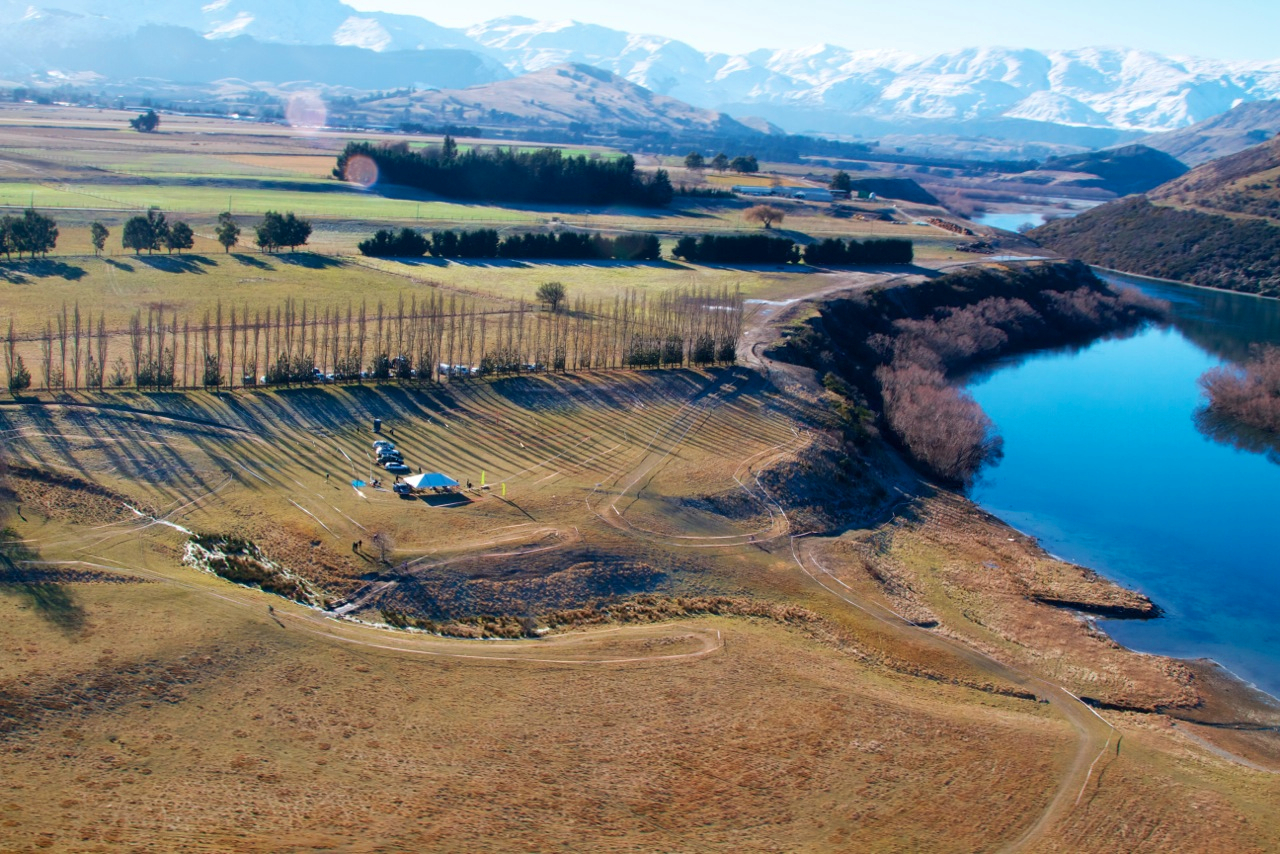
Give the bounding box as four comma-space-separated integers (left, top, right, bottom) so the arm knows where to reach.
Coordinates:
183, 536, 326, 607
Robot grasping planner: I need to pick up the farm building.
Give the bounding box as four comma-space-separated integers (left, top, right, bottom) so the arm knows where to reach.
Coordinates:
786, 188, 834, 202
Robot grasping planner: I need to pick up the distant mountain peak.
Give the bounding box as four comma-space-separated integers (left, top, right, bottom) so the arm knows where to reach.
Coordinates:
0, 4, 1278, 142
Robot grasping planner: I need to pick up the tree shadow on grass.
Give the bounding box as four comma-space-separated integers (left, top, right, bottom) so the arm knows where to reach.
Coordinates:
104, 258, 135, 272
275, 253, 344, 270
0, 582, 88, 634
0, 260, 87, 281
21, 259, 87, 280
232, 253, 274, 270
136, 254, 216, 274
0, 533, 87, 635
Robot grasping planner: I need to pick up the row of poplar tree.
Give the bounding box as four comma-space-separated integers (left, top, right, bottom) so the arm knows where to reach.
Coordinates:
4, 286, 744, 394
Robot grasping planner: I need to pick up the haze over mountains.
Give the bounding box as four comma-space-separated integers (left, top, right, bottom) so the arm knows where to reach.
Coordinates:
3, 0, 1280, 141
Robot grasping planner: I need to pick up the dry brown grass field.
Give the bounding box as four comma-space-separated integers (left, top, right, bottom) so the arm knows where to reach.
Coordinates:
1, 106, 1278, 853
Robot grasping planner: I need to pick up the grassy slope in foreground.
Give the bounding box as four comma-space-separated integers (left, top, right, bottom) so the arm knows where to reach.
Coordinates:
2, 368, 1279, 850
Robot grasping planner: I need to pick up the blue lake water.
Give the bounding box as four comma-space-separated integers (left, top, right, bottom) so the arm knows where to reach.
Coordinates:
973, 212, 1047, 232
966, 274, 1280, 697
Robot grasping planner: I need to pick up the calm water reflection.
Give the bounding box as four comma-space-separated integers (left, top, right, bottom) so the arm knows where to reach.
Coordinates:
966, 273, 1280, 696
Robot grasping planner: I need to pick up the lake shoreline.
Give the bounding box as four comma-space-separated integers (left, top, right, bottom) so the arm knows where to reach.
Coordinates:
1095, 265, 1280, 302
985, 509, 1280, 711
966, 274, 1280, 720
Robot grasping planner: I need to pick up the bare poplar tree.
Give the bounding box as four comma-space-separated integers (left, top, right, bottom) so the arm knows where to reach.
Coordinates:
95, 314, 108, 390
70, 303, 83, 390
252, 311, 262, 384
39, 320, 54, 390
128, 311, 143, 389
55, 303, 68, 391
228, 304, 238, 389
3, 318, 16, 389
445, 294, 457, 377
181, 318, 191, 388
320, 305, 331, 375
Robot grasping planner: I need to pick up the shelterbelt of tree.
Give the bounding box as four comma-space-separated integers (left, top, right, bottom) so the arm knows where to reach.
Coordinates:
357, 227, 913, 267
359, 228, 661, 262
335, 139, 674, 207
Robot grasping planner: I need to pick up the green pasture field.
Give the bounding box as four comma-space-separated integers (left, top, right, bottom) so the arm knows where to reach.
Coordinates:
0, 180, 543, 222
0, 244, 902, 344
0, 103, 967, 251
0, 254, 516, 337
0, 103, 977, 342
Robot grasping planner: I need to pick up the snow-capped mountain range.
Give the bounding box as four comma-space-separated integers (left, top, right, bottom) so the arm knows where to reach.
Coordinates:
4, 0, 1280, 136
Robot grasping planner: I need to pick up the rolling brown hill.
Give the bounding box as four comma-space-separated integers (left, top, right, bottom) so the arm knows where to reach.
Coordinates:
361, 62, 776, 138
1029, 135, 1280, 295
1024, 144, 1188, 196
1141, 99, 1280, 167
1149, 132, 1280, 220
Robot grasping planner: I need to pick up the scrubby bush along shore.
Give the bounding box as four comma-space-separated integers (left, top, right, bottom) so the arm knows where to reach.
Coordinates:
184, 535, 326, 607
1029, 197, 1280, 297
3, 286, 744, 393
770, 261, 1165, 485
335, 138, 674, 207
1199, 346, 1280, 434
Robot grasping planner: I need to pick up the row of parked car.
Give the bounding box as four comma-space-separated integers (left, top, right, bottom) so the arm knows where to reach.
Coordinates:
373, 440, 412, 478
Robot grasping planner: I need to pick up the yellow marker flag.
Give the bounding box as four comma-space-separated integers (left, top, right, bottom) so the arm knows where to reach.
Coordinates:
501, 482, 507, 497
481, 471, 486, 487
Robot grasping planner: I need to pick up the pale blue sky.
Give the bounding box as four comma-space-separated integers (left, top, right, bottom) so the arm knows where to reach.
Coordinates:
348, 0, 1280, 60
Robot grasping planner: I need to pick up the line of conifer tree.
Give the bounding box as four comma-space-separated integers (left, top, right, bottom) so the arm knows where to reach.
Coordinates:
803, 237, 914, 266
672, 234, 801, 265
359, 228, 661, 262
335, 138, 674, 207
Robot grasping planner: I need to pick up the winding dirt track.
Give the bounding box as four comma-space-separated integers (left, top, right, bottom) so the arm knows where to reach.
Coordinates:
789, 537, 1115, 853
729, 267, 1122, 851
36, 556, 725, 667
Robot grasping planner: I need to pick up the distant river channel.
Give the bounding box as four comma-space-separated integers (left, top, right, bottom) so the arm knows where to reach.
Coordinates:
965, 272, 1280, 698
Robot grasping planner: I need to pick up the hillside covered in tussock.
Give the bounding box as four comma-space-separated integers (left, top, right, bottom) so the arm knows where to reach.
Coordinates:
1029, 135, 1280, 295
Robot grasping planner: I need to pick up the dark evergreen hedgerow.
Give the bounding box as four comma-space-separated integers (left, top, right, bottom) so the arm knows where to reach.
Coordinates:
335, 140, 674, 207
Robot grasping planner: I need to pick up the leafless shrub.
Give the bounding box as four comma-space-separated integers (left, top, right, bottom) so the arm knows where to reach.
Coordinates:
1200, 346, 1280, 434
877, 361, 1003, 484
